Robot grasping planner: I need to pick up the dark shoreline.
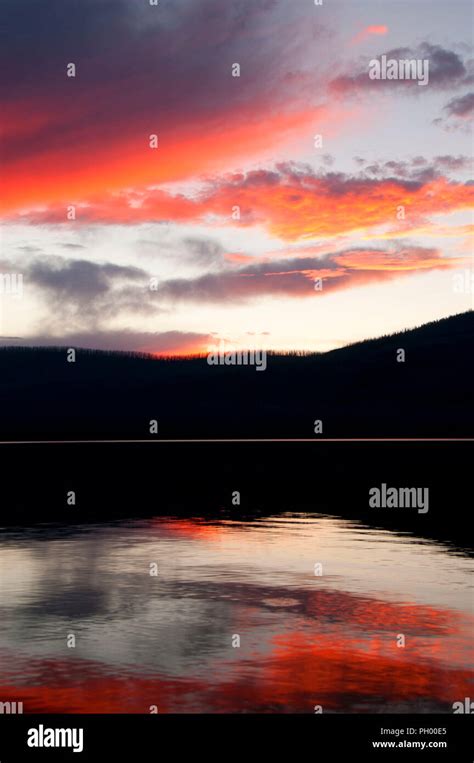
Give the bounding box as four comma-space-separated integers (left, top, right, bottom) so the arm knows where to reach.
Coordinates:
1, 441, 472, 552
1, 312, 473, 441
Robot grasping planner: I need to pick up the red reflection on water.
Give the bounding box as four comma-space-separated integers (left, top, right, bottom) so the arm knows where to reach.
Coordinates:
238, 631, 474, 712
1, 518, 472, 713
1, 611, 472, 713
0, 658, 204, 713
301, 589, 460, 634
151, 518, 225, 540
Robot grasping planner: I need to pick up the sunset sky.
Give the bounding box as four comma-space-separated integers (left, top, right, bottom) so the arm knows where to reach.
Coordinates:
1, 0, 473, 354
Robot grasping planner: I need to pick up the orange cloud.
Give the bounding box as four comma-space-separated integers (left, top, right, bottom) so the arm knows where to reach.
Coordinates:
351, 24, 388, 45
13, 169, 474, 244
203, 174, 474, 241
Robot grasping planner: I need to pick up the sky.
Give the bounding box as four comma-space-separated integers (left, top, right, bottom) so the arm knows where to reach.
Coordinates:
1, 0, 473, 355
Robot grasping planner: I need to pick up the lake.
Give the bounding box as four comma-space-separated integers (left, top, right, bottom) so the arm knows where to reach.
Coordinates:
0, 513, 472, 713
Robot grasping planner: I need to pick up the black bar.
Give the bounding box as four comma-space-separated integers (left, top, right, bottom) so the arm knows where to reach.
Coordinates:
0, 714, 472, 761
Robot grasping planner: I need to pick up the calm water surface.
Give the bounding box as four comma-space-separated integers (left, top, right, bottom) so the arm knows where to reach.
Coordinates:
0, 513, 472, 712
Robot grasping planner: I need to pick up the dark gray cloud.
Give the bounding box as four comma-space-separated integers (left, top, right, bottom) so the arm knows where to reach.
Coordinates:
433, 91, 474, 130
2, 254, 161, 331
443, 91, 474, 118
27, 257, 146, 299
353, 155, 471, 182
431, 155, 472, 172
331, 43, 472, 94
156, 245, 450, 304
